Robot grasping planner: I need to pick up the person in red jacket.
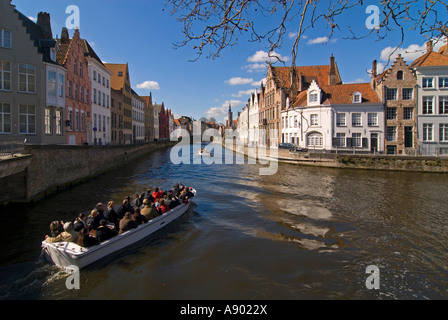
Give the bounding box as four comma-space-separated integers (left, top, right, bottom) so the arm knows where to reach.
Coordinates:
152, 187, 163, 200
159, 199, 170, 214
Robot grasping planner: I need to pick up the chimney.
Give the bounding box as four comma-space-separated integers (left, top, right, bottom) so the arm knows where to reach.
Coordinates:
329, 54, 337, 85
426, 40, 433, 53
37, 12, 52, 39
60, 27, 70, 44
371, 60, 377, 90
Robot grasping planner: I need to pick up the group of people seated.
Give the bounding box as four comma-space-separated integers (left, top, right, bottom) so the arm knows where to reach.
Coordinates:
44, 183, 195, 248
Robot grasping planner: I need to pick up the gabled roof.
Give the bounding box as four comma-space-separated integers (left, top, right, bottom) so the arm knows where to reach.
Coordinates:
410, 49, 448, 68
292, 83, 380, 108
271, 64, 342, 89
105, 63, 128, 90
82, 39, 108, 69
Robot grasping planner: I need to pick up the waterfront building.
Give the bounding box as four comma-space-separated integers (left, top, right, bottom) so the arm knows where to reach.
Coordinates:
237, 104, 249, 145
105, 63, 132, 145
410, 41, 448, 156
142, 93, 155, 142
0, 3, 66, 144
168, 109, 174, 139
260, 56, 343, 146
248, 90, 259, 146
372, 56, 418, 155
56, 28, 91, 145
131, 89, 146, 144
83, 40, 112, 145
153, 102, 160, 141
156, 103, 168, 140
281, 80, 384, 153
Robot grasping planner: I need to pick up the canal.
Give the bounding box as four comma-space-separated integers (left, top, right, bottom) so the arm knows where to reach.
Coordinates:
0, 145, 447, 300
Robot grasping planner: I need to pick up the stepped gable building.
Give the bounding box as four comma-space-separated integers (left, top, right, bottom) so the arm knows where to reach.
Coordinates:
82, 39, 112, 146
259, 55, 342, 146
372, 55, 418, 155
410, 40, 448, 156
56, 27, 91, 145
0, 1, 66, 144
105, 63, 132, 144
141, 93, 155, 142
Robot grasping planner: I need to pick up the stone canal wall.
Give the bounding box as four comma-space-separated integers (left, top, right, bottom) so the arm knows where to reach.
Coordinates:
231, 144, 448, 173
0, 140, 175, 204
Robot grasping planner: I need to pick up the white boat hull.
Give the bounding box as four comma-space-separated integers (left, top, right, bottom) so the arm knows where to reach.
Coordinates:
41, 197, 194, 269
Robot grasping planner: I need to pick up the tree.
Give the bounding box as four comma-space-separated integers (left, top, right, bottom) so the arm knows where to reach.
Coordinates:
165, 0, 448, 67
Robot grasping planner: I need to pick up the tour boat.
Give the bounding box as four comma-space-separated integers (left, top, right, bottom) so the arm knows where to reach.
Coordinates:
41, 189, 196, 269
197, 149, 210, 156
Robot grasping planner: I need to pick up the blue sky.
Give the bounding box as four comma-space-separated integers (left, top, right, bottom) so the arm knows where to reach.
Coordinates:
12, 0, 445, 123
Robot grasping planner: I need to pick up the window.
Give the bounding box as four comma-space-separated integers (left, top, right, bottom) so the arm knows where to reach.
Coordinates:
386, 88, 397, 100
73, 60, 77, 75
440, 124, 448, 142
98, 115, 102, 132
118, 71, 123, 77
440, 96, 448, 115
386, 126, 397, 142
94, 114, 97, 131
423, 77, 434, 88
98, 91, 101, 105
55, 109, 63, 135
336, 133, 346, 147
404, 108, 414, 120
0, 103, 11, 133
307, 133, 323, 147
80, 87, 84, 102
439, 77, 448, 88
58, 74, 64, 97
75, 109, 80, 131
81, 111, 85, 131
93, 70, 97, 81
98, 74, 101, 84
19, 104, 36, 134
18, 64, 36, 93
336, 113, 346, 126
93, 89, 97, 104
106, 95, 109, 108
67, 80, 72, 97
368, 113, 378, 126
44, 108, 52, 134
103, 115, 106, 132
423, 96, 434, 114
102, 93, 106, 107
352, 113, 362, 126
402, 88, 413, 100
310, 114, 319, 126
397, 71, 403, 80
294, 115, 297, 128
423, 124, 433, 141
107, 79, 109, 88
85, 89, 89, 104
387, 108, 397, 120
68, 108, 73, 131
0, 61, 11, 91
79, 63, 83, 77
353, 93, 362, 103
74, 83, 78, 100
309, 93, 319, 104
0, 29, 12, 48
48, 72, 57, 96
352, 133, 362, 148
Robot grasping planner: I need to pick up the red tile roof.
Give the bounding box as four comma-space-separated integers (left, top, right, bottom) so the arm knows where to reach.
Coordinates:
410, 50, 448, 68
271, 64, 342, 89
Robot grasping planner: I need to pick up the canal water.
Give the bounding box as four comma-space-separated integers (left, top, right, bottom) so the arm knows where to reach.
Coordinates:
0, 145, 447, 300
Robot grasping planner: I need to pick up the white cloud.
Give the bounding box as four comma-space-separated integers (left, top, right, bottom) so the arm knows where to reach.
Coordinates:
289, 32, 307, 40
205, 100, 244, 121
28, 16, 37, 22
380, 40, 445, 63
247, 50, 289, 63
307, 36, 329, 45
231, 89, 257, 98
242, 63, 267, 73
136, 80, 160, 90
225, 77, 254, 86
251, 78, 266, 87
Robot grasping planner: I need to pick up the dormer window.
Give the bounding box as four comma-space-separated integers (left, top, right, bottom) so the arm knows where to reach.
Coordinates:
353, 91, 362, 104
397, 70, 403, 80
307, 80, 322, 106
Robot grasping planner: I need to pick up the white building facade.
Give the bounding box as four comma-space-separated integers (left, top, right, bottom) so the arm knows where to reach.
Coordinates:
282, 81, 385, 153
131, 90, 145, 144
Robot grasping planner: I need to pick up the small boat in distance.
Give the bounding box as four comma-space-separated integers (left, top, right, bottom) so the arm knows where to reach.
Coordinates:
197, 148, 210, 156
41, 188, 196, 269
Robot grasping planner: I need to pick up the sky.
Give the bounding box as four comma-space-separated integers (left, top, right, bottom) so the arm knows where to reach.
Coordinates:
11, 0, 447, 124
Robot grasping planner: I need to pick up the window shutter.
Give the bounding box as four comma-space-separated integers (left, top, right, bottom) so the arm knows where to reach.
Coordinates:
362, 138, 369, 148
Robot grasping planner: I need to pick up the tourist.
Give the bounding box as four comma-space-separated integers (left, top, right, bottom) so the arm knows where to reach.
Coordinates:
159, 198, 170, 214
119, 212, 138, 234
77, 227, 99, 248
96, 219, 117, 243
105, 201, 119, 228
115, 199, 130, 219
152, 187, 163, 200
74, 213, 88, 232
49, 220, 64, 237
132, 208, 148, 225
45, 222, 78, 244
130, 193, 140, 208
96, 203, 107, 221
87, 209, 101, 231
168, 194, 181, 209
141, 200, 160, 220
